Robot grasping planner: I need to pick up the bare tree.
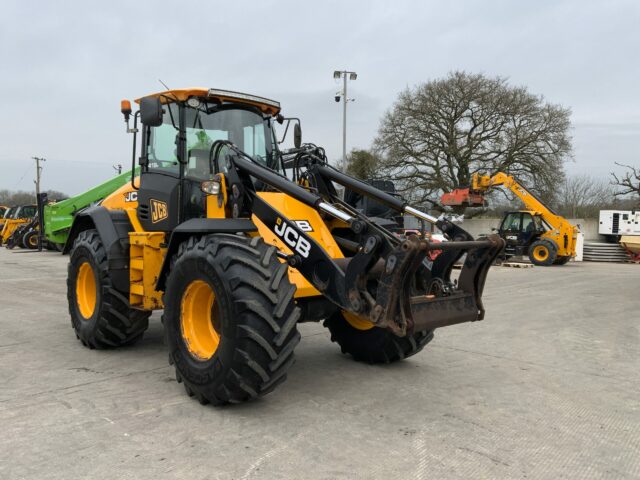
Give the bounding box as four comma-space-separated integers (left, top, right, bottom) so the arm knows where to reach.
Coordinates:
45, 190, 68, 202
611, 162, 640, 199
374, 71, 572, 210
556, 175, 615, 218
0, 189, 68, 206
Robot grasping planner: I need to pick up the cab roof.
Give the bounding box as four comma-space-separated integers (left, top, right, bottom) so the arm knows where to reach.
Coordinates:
135, 87, 281, 116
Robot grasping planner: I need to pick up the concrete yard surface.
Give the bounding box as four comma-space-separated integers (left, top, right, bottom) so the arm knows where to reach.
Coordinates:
0, 247, 639, 479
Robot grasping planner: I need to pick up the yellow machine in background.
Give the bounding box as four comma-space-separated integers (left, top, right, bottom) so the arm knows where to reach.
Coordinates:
1, 205, 37, 246
0, 205, 12, 231
471, 172, 578, 265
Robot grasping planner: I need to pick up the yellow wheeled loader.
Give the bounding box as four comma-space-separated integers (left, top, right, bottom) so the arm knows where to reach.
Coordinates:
1, 204, 37, 246
64, 88, 504, 405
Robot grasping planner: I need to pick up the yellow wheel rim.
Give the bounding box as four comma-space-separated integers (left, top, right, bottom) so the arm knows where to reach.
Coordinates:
343, 310, 375, 331
533, 245, 549, 262
76, 261, 97, 319
28, 235, 37, 248
180, 280, 220, 361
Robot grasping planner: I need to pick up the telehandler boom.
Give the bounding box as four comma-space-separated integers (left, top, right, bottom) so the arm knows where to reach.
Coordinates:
64, 87, 503, 405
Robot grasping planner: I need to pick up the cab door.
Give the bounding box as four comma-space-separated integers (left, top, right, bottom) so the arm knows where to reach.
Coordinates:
498, 212, 522, 256
519, 213, 542, 248
137, 103, 183, 232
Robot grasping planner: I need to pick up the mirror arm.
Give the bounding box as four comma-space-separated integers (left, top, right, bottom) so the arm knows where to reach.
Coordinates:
276, 117, 302, 145
277, 119, 291, 144
139, 125, 151, 169
130, 112, 140, 190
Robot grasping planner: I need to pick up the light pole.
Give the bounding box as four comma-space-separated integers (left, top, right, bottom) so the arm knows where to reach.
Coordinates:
32, 156, 46, 251
333, 70, 357, 164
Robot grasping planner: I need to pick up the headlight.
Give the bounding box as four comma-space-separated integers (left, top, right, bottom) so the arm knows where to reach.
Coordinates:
201, 180, 220, 195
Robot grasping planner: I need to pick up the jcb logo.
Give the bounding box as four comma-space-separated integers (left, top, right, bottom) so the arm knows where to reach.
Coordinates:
124, 191, 138, 202
274, 217, 311, 258
150, 199, 168, 223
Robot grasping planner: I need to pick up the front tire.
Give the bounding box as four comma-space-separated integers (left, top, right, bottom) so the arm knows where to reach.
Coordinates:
324, 311, 434, 364
163, 234, 301, 406
528, 239, 558, 266
67, 229, 150, 349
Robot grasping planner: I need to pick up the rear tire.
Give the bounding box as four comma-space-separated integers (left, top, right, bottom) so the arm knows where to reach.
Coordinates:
163, 234, 301, 406
324, 311, 434, 364
528, 239, 557, 266
23, 230, 38, 249
67, 229, 150, 349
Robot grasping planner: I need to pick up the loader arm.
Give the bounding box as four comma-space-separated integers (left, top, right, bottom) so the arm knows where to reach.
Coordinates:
220, 144, 504, 337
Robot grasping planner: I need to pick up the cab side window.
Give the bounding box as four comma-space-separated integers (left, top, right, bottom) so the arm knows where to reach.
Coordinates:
501, 213, 521, 232
521, 214, 535, 232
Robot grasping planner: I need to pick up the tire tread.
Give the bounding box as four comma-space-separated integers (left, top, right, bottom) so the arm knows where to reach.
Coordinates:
165, 234, 300, 406
67, 229, 150, 349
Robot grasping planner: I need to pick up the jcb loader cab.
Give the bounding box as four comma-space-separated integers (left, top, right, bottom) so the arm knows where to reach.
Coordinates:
64, 87, 503, 405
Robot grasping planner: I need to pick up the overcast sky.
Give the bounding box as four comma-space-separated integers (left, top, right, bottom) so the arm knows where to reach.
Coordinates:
0, 0, 638, 195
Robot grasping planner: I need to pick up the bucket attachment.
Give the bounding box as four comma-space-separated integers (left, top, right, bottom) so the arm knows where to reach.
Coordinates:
347, 233, 504, 337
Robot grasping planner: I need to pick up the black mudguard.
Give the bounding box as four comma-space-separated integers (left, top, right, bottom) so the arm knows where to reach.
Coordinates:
63, 206, 132, 292
155, 218, 257, 291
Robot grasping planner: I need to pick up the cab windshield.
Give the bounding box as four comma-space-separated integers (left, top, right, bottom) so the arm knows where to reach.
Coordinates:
147, 102, 277, 179
17, 206, 37, 218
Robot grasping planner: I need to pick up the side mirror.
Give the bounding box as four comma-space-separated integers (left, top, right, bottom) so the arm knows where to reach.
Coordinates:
140, 96, 163, 127
293, 123, 302, 149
